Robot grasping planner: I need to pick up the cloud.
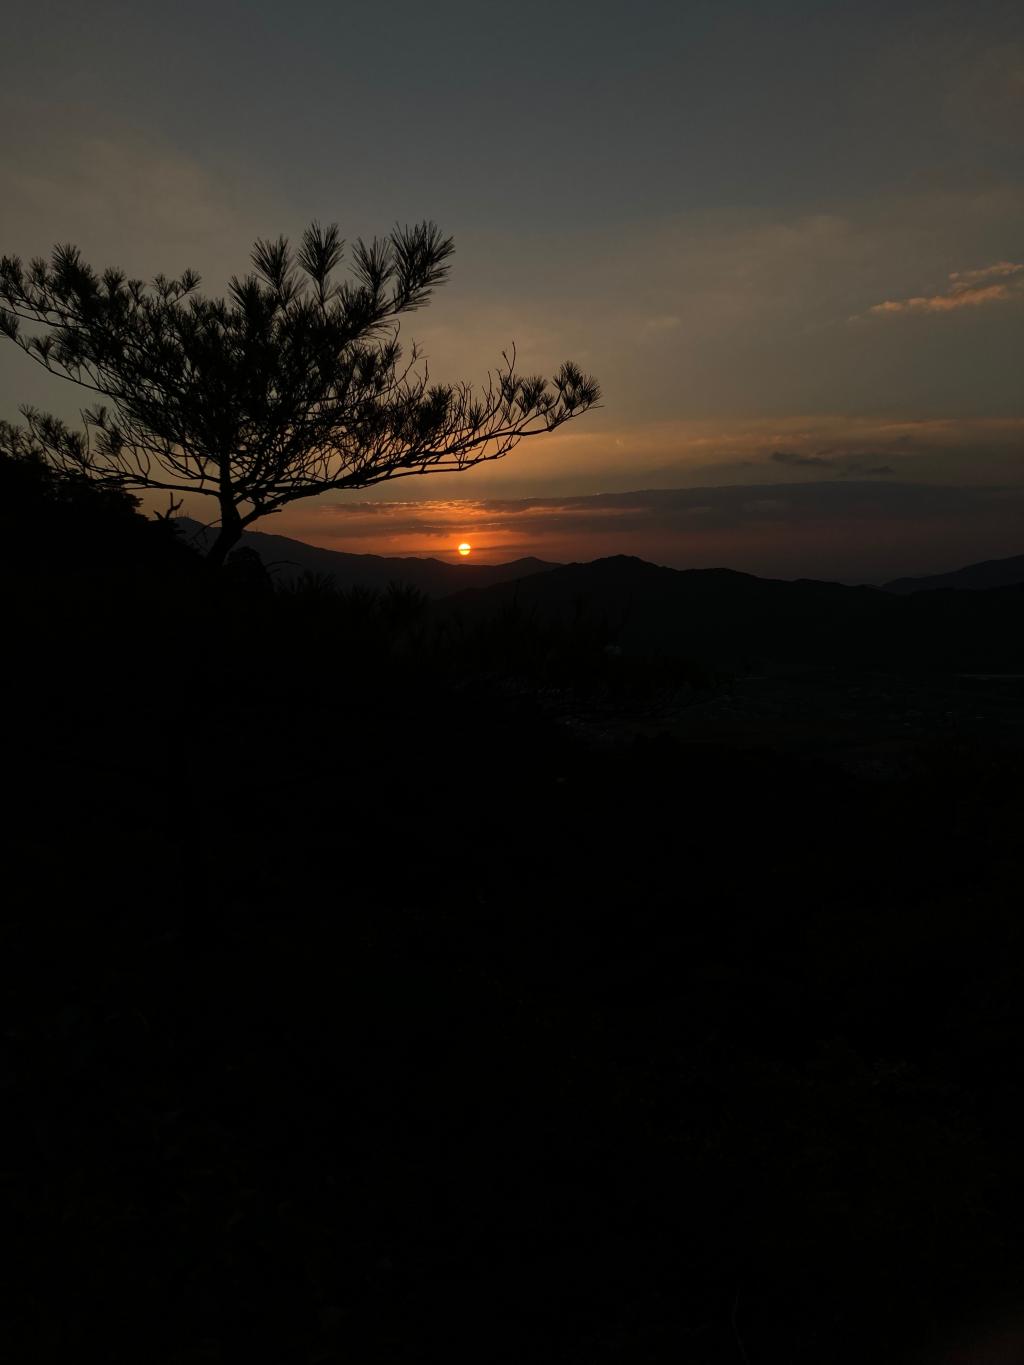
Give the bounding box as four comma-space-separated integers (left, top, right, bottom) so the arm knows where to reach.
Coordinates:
862, 261, 1024, 317
0, 99, 287, 416
641, 315, 682, 334
770, 450, 831, 469
431, 188, 1024, 422
770, 450, 894, 477
949, 261, 1024, 289
0, 106, 281, 279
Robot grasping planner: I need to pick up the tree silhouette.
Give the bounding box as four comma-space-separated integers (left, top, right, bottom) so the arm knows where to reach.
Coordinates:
0, 224, 599, 564
0, 419, 194, 571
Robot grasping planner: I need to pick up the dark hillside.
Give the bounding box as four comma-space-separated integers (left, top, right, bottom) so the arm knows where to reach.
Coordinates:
4, 484, 1024, 1364
440, 553, 1024, 672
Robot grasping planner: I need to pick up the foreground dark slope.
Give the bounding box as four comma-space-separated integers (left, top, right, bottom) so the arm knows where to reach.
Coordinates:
174, 515, 557, 595
440, 553, 1024, 671
5, 502, 1024, 1364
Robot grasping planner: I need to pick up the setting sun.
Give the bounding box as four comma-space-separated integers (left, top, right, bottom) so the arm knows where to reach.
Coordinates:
457, 542, 472, 557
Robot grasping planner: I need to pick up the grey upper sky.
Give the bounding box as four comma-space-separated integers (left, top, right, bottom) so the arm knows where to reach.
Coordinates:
2, 0, 1022, 576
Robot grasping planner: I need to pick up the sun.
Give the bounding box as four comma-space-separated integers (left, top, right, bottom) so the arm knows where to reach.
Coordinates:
457, 541, 472, 557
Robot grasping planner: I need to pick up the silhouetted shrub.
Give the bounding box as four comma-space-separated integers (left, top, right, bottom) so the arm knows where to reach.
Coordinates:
0, 438, 199, 574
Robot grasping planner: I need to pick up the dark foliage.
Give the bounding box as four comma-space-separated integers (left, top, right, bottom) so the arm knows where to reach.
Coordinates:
0, 433, 199, 574
3, 503, 1024, 1363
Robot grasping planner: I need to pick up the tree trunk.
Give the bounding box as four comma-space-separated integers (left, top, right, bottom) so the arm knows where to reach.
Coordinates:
206, 499, 243, 568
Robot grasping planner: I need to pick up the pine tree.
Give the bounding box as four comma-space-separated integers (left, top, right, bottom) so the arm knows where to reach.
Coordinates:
0, 223, 599, 564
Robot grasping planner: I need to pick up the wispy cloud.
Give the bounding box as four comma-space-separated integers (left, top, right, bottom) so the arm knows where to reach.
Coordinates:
769, 450, 894, 477
861, 261, 1024, 317
948, 262, 1024, 290
641, 315, 682, 335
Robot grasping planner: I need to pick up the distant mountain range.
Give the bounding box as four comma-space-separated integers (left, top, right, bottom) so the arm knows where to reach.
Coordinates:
173, 517, 558, 596
173, 518, 1024, 669
883, 553, 1024, 594
176, 516, 1024, 599
438, 554, 1024, 671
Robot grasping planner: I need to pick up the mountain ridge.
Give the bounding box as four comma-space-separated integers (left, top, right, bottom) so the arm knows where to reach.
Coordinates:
883, 552, 1024, 594
170, 518, 1024, 669
173, 516, 559, 597
436, 551, 1024, 671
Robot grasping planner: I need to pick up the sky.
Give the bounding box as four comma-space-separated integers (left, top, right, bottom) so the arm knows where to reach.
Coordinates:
1, 0, 1022, 581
